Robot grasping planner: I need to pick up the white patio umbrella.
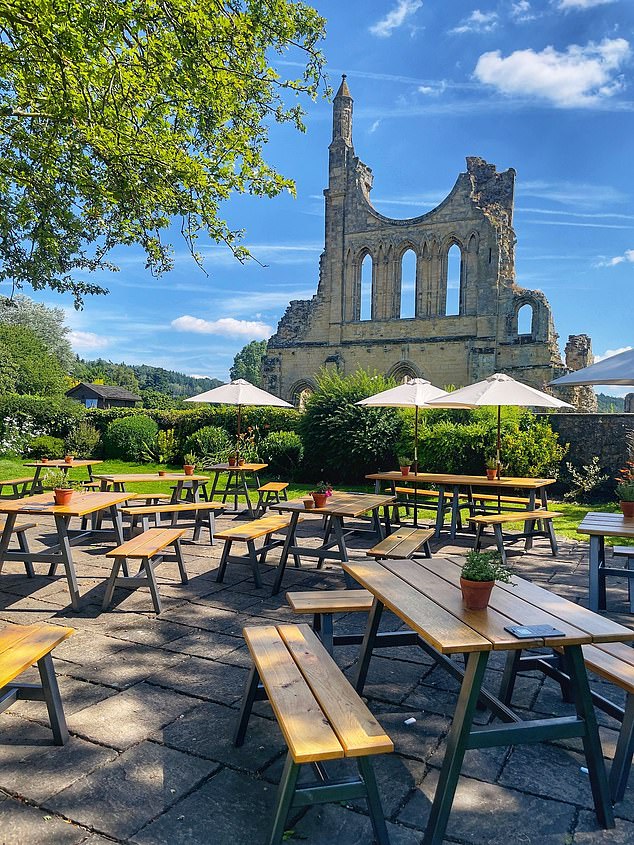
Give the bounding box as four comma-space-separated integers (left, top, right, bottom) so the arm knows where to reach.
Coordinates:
550, 347, 634, 387
356, 378, 448, 526
426, 372, 573, 479
185, 379, 292, 462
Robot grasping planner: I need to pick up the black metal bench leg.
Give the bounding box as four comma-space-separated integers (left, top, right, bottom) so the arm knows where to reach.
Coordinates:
102, 557, 123, 609
474, 524, 483, 552
17, 531, 34, 578
268, 753, 301, 845
499, 649, 522, 706
354, 599, 384, 695
234, 665, 261, 746
493, 524, 507, 566
563, 645, 614, 828
216, 539, 232, 583
358, 756, 390, 845
546, 519, 559, 556
174, 539, 188, 584
320, 613, 334, 656
37, 652, 69, 745
143, 556, 163, 614
610, 693, 634, 803
247, 539, 263, 588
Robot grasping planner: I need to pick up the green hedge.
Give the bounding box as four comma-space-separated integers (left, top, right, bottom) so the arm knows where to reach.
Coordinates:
0, 394, 86, 438
103, 416, 159, 461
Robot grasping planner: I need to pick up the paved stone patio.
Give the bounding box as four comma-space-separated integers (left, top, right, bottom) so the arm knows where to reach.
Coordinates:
1, 510, 633, 845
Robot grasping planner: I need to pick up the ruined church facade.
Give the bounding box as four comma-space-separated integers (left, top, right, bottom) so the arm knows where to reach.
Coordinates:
263, 77, 579, 405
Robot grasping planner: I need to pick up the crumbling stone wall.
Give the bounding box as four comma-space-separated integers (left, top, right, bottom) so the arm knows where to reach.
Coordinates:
263, 76, 578, 405
561, 335, 598, 413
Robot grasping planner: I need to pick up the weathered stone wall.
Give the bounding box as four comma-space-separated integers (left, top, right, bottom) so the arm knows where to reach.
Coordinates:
562, 335, 597, 413
263, 76, 578, 405
625, 393, 634, 413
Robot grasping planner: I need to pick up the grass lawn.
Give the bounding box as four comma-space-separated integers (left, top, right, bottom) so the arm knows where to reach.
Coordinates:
1, 456, 630, 546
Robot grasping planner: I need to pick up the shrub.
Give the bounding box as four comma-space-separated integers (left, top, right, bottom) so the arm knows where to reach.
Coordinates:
301, 369, 403, 483
0, 395, 85, 439
141, 429, 179, 464
260, 431, 304, 477
184, 425, 232, 464
103, 415, 159, 460
64, 421, 101, 459
28, 435, 66, 459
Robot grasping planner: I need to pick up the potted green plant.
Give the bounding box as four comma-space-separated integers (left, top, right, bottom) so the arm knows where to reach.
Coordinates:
228, 451, 237, 467
183, 453, 197, 476
617, 480, 634, 518
398, 456, 412, 477
485, 456, 498, 481
311, 481, 329, 509
64, 454, 74, 464
42, 468, 77, 506
460, 550, 512, 610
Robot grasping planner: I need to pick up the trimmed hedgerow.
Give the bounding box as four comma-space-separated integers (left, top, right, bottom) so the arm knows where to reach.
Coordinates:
260, 431, 304, 478
103, 415, 158, 461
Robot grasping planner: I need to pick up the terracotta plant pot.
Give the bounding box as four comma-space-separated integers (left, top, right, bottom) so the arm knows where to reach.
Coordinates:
486, 469, 497, 480
228, 457, 236, 467
158, 470, 167, 477
303, 498, 315, 510
53, 488, 74, 506
460, 577, 494, 610
400, 466, 410, 477
620, 501, 634, 518
41, 457, 49, 463
183, 465, 195, 476
312, 492, 328, 509
64, 455, 73, 464
238, 458, 245, 467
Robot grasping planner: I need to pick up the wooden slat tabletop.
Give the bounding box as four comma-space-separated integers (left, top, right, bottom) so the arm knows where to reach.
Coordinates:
577, 512, 634, 538
270, 492, 395, 518
0, 491, 130, 517
93, 473, 209, 483
366, 471, 556, 490
206, 463, 268, 472
24, 460, 102, 468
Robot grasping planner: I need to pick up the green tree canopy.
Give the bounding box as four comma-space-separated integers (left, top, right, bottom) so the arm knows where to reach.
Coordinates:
0, 0, 326, 306
230, 339, 268, 385
0, 324, 68, 395
0, 294, 74, 367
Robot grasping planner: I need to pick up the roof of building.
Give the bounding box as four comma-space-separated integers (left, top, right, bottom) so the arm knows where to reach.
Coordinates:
66, 382, 142, 401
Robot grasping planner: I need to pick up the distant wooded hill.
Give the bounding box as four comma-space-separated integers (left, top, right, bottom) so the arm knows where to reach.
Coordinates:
73, 358, 222, 398
596, 392, 625, 413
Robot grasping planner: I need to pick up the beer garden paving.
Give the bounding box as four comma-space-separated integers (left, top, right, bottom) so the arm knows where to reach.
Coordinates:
1, 514, 633, 845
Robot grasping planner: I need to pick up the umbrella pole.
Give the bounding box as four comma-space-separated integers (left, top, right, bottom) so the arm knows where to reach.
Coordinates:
496, 406, 501, 512
236, 404, 242, 464
414, 406, 419, 528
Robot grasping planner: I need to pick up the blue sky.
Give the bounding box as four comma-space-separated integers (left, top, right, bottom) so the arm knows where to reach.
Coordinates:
41, 0, 633, 391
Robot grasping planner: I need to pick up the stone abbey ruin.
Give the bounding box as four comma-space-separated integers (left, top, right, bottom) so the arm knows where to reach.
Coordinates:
263, 76, 593, 409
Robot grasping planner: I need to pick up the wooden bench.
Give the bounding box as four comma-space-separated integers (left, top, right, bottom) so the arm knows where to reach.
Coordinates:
0, 623, 73, 744
286, 589, 375, 654
469, 510, 562, 565
235, 623, 392, 845
102, 527, 187, 613
0, 522, 36, 577
501, 639, 634, 803
612, 547, 634, 612
0, 477, 34, 498
120, 501, 225, 544
255, 481, 289, 516
367, 526, 434, 561
390, 486, 467, 528
215, 514, 300, 589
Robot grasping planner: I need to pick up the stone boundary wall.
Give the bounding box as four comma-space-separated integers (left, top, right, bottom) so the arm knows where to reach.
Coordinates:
538, 413, 633, 495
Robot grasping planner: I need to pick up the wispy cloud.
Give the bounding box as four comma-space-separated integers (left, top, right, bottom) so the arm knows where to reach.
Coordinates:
475, 38, 631, 107
68, 330, 109, 351
518, 179, 628, 208
369, 0, 423, 38
171, 315, 272, 339
559, 0, 613, 9
511, 1, 536, 21
595, 249, 634, 267
369, 120, 381, 134
216, 289, 315, 317
595, 346, 633, 362
517, 206, 634, 221
451, 9, 499, 35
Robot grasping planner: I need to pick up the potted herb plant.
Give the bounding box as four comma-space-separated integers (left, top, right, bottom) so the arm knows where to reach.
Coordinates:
460, 550, 513, 610
42, 468, 76, 506
228, 452, 237, 467
183, 453, 197, 476
485, 457, 498, 481
398, 456, 412, 477
311, 481, 329, 509
617, 481, 634, 518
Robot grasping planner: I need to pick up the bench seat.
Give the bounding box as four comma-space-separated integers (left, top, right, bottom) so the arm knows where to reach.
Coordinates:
103, 527, 187, 613
286, 589, 375, 653
0, 623, 73, 743
0, 521, 37, 577
235, 623, 392, 844
367, 527, 433, 560
120, 500, 224, 544
0, 477, 34, 498
469, 510, 563, 565
255, 481, 289, 516
215, 514, 299, 589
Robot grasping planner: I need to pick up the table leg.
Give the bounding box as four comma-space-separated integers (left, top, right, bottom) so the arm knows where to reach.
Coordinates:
37, 652, 69, 745
434, 488, 445, 539
423, 651, 490, 845
241, 473, 254, 517
54, 515, 81, 610
353, 598, 384, 694
588, 535, 602, 612
371, 507, 383, 539
209, 471, 221, 502
31, 466, 43, 494
450, 485, 460, 540
271, 511, 300, 595
0, 512, 18, 575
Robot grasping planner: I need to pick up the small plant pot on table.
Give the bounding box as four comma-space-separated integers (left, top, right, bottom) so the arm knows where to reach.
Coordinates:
459, 550, 512, 611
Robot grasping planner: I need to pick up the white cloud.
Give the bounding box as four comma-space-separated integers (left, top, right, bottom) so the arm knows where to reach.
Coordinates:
68, 330, 109, 351
451, 10, 499, 35
171, 315, 272, 339
189, 373, 215, 379
511, 1, 536, 21
369, 0, 423, 38
595, 249, 634, 267
559, 0, 613, 8
595, 346, 633, 362
475, 38, 631, 107
369, 120, 381, 134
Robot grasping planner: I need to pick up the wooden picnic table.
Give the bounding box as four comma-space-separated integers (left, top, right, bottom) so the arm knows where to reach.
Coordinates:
0, 491, 129, 610
93, 472, 209, 503
577, 512, 634, 611
268, 492, 395, 595
344, 555, 634, 844
367, 471, 556, 539
206, 462, 268, 517
24, 459, 103, 494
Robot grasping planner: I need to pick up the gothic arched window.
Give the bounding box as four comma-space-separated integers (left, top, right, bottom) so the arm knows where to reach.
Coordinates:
360, 254, 373, 321
400, 249, 416, 318
446, 244, 461, 316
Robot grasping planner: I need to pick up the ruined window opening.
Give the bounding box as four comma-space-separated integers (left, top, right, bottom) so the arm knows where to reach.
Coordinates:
517, 303, 534, 336
446, 244, 461, 316
360, 254, 372, 321
400, 249, 416, 318
488, 248, 492, 264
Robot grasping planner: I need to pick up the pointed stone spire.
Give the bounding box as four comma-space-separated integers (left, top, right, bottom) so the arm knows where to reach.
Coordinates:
332, 74, 353, 146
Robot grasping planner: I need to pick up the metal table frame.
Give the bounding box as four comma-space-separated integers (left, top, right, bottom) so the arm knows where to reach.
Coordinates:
207, 463, 267, 517
577, 512, 634, 612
